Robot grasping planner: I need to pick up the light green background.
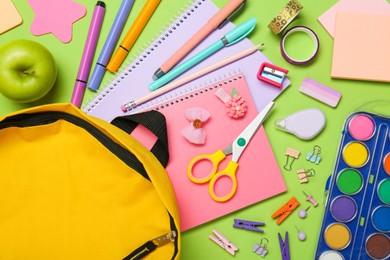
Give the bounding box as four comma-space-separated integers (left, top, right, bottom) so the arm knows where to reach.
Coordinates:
1, 0, 389, 259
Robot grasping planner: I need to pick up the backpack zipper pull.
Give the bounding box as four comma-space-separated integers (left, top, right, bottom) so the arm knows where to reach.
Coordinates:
123, 231, 177, 260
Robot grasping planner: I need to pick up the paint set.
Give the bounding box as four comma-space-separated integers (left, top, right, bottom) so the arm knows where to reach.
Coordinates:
315, 111, 390, 260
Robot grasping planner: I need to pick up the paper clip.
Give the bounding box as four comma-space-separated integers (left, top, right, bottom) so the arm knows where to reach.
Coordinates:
284, 147, 300, 171
233, 218, 265, 233
297, 168, 315, 183
306, 145, 321, 164
303, 191, 318, 207
209, 229, 238, 255
272, 197, 300, 225
252, 238, 269, 257
257, 62, 289, 88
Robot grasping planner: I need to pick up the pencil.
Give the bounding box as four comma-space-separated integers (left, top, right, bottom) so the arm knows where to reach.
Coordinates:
121, 44, 263, 112
107, 0, 161, 73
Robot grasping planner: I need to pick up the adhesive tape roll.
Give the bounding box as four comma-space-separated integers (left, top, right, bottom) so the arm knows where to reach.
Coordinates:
280, 26, 319, 65
268, 0, 303, 35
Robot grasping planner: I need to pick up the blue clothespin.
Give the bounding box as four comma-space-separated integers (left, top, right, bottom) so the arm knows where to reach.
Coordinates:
278, 232, 290, 260
233, 218, 265, 233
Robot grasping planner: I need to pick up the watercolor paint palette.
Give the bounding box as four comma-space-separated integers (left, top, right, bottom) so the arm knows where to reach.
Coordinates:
315, 111, 390, 260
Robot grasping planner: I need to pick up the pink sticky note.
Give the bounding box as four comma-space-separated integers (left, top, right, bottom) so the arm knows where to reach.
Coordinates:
28, 0, 87, 43
331, 12, 390, 83
318, 0, 390, 38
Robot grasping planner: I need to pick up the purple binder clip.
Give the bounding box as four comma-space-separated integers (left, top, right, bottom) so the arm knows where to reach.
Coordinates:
233, 218, 265, 233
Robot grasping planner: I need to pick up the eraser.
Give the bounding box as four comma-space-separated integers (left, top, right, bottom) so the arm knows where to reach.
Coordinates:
299, 78, 341, 107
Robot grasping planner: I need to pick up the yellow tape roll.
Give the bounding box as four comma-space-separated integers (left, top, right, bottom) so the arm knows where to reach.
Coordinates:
268, 0, 303, 35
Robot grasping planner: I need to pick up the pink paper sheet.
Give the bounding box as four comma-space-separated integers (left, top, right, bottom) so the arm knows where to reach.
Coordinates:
140, 74, 286, 231
318, 0, 390, 38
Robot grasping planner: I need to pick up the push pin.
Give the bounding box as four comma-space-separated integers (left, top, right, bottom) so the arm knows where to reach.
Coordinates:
257, 62, 289, 88
295, 226, 306, 241
284, 147, 300, 171
297, 168, 316, 183
298, 206, 311, 219
303, 191, 318, 207
306, 145, 321, 164
252, 238, 269, 257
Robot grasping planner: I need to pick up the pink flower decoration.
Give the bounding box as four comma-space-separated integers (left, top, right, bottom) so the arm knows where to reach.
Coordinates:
181, 107, 210, 144
225, 94, 247, 118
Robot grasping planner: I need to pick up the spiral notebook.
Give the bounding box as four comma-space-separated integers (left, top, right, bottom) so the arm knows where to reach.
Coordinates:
136, 73, 286, 231
83, 0, 289, 122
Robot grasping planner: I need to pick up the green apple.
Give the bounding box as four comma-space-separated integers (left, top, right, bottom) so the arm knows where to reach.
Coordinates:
0, 39, 57, 103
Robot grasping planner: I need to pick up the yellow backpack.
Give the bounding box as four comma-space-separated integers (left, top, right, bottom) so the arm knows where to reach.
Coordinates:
0, 103, 180, 260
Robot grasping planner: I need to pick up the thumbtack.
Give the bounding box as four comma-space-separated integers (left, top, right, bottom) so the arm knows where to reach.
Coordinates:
298, 206, 311, 219
303, 191, 318, 207
295, 226, 306, 241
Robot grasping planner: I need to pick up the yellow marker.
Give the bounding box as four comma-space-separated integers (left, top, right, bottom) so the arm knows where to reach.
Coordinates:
343, 141, 369, 168
107, 0, 161, 73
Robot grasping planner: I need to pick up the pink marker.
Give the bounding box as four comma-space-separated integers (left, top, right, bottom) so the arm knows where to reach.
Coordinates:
152, 0, 246, 80
299, 78, 341, 107
71, 1, 105, 108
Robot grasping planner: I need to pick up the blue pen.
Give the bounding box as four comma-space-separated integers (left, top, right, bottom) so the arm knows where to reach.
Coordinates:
148, 17, 256, 91
88, 0, 135, 91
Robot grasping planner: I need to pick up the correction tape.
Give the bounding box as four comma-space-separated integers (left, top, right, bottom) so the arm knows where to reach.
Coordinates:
275, 108, 326, 140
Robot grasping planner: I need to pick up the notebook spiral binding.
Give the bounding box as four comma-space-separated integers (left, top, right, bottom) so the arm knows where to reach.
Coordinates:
132, 71, 243, 113
82, 0, 206, 113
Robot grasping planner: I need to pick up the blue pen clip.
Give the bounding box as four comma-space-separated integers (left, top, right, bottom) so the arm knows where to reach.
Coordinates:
224, 17, 256, 46
233, 218, 265, 233
218, 0, 248, 29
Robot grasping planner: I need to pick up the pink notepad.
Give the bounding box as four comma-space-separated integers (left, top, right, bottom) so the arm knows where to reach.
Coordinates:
139, 74, 286, 231
0, 0, 23, 35
331, 12, 390, 82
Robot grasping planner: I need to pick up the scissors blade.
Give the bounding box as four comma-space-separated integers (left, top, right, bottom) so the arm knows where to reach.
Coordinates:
231, 101, 274, 162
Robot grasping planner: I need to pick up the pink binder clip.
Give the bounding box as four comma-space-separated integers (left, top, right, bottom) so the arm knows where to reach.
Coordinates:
257, 62, 289, 88
209, 229, 238, 255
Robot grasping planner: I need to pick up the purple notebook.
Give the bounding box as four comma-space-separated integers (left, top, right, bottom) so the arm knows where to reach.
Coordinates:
83, 0, 290, 122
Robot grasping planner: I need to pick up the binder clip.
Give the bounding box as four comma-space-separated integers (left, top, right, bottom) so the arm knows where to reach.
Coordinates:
233, 218, 265, 233
209, 229, 238, 255
284, 147, 300, 171
252, 238, 269, 257
272, 197, 300, 225
257, 62, 289, 88
297, 168, 315, 184
306, 145, 321, 164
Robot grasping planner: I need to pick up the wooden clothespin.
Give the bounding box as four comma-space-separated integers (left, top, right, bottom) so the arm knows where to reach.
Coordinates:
233, 218, 265, 233
209, 229, 238, 255
272, 197, 300, 225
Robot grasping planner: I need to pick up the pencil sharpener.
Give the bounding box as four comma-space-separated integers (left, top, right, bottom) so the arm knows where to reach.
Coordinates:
257, 62, 289, 88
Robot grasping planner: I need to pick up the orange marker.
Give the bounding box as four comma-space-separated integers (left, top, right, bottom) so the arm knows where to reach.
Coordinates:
107, 0, 161, 73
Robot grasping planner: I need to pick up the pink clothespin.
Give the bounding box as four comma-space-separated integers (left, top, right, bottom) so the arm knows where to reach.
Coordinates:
209, 229, 239, 255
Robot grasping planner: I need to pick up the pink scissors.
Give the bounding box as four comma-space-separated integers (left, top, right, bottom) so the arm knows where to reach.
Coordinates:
187, 102, 274, 202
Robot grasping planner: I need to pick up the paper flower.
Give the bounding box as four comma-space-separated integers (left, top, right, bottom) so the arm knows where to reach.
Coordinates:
181, 107, 210, 144
215, 88, 248, 119
225, 94, 248, 118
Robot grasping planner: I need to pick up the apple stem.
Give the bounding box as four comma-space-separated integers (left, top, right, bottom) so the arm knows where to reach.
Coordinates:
20, 70, 35, 76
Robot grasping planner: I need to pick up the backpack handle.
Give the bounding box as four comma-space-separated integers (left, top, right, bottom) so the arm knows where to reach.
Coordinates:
111, 111, 169, 168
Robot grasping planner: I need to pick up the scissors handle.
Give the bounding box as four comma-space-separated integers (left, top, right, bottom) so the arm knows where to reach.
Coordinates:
209, 160, 238, 202
187, 150, 226, 183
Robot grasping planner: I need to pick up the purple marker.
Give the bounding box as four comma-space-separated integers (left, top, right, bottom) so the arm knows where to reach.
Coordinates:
71, 1, 106, 107
88, 0, 135, 91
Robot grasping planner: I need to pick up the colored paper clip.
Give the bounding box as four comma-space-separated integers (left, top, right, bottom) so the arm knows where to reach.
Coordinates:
257, 62, 288, 88
272, 197, 300, 225
297, 168, 315, 184
306, 145, 321, 164
284, 147, 300, 171
278, 232, 290, 260
209, 229, 238, 255
233, 218, 265, 233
